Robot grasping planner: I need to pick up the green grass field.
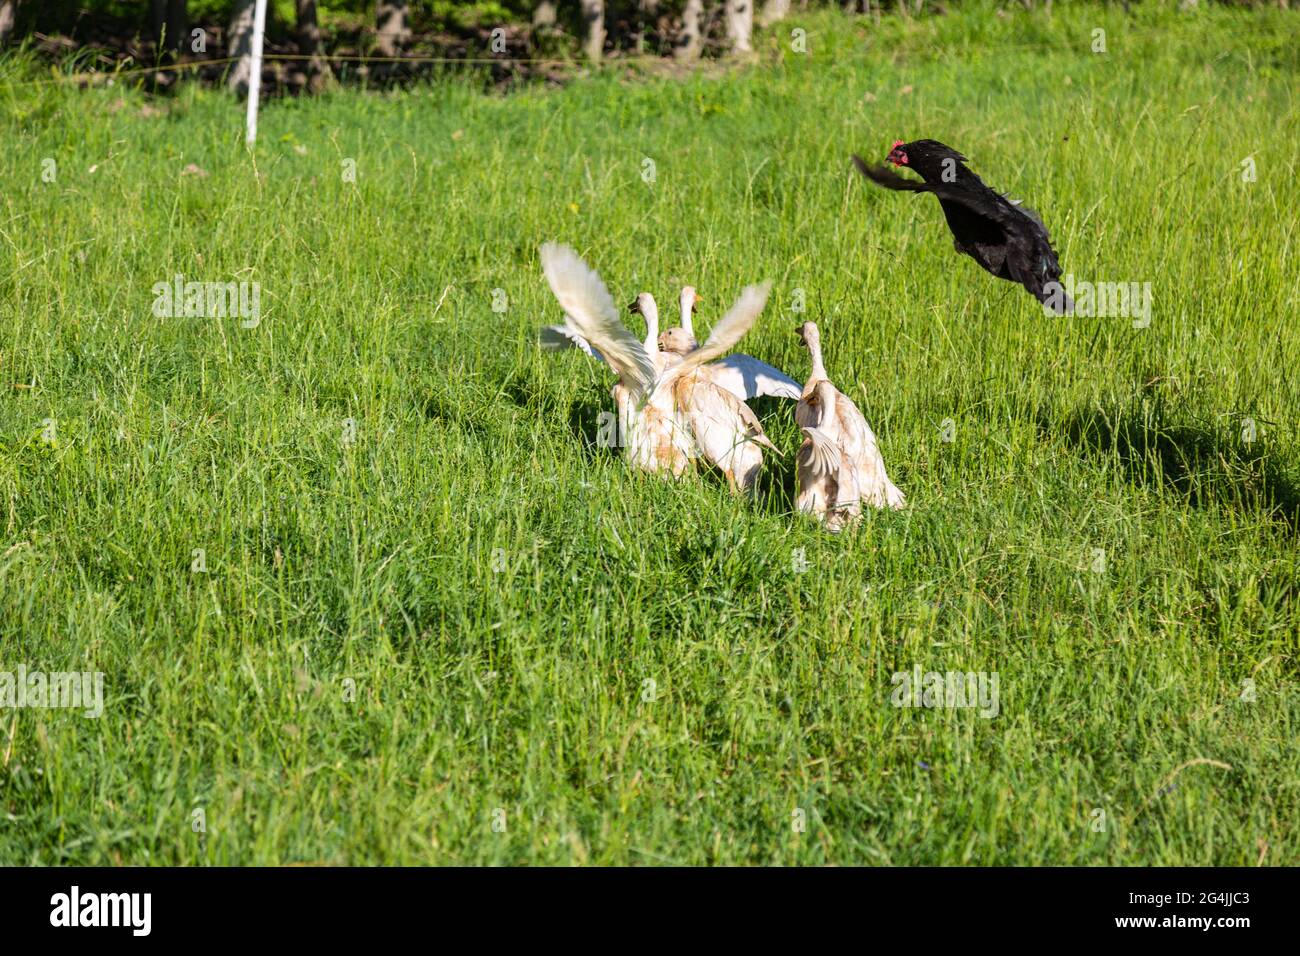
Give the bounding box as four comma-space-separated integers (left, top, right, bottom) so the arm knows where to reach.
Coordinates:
1, 3, 1297, 865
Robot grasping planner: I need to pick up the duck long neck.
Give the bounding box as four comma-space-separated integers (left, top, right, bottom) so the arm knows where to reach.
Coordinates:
641, 295, 660, 352
816, 380, 837, 422
806, 332, 828, 382
679, 289, 694, 337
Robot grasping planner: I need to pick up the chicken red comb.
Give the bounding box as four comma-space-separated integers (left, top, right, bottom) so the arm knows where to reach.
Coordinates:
891, 139, 905, 149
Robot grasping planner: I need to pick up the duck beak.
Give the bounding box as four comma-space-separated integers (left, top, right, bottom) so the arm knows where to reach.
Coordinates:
627, 300, 640, 315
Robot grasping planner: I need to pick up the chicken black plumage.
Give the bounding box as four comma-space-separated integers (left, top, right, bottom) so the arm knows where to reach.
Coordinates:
853, 139, 1073, 314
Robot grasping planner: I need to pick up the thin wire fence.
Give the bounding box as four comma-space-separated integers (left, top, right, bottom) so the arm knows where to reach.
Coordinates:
0, 19, 1287, 90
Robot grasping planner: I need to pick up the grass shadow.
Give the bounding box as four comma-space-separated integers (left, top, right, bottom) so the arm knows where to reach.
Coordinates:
1036, 395, 1300, 532
565, 397, 620, 462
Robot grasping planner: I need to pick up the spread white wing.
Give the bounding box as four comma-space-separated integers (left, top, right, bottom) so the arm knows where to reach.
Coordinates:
799, 426, 842, 476
663, 281, 773, 386
709, 354, 803, 401
539, 243, 656, 400
538, 323, 606, 365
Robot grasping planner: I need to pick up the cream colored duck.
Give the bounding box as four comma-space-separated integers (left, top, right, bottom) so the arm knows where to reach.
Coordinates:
540, 286, 684, 467
627, 292, 681, 373
795, 321, 904, 530
658, 286, 804, 402
540, 244, 697, 477
660, 285, 780, 496
540, 246, 778, 490
678, 285, 700, 346
540, 292, 669, 371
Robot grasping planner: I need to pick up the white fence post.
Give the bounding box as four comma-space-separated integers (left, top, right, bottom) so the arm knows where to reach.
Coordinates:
244, 0, 268, 145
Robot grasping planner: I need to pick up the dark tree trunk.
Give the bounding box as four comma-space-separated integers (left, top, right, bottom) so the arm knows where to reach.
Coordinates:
227, 0, 256, 92
165, 0, 187, 53
632, 0, 659, 52
297, 0, 330, 92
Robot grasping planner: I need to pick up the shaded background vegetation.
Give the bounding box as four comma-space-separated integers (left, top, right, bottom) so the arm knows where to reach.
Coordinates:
1, 1, 1295, 96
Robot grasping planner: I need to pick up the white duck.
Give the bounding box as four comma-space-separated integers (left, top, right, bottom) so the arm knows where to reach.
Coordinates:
658, 285, 804, 402
540, 288, 678, 461
627, 292, 680, 373
795, 321, 904, 530
678, 285, 701, 346
540, 244, 697, 477
659, 285, 781, 496
539, 292, 669, 370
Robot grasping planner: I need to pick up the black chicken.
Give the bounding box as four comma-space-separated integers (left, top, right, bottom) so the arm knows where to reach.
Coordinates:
853, 140, 1073, 314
